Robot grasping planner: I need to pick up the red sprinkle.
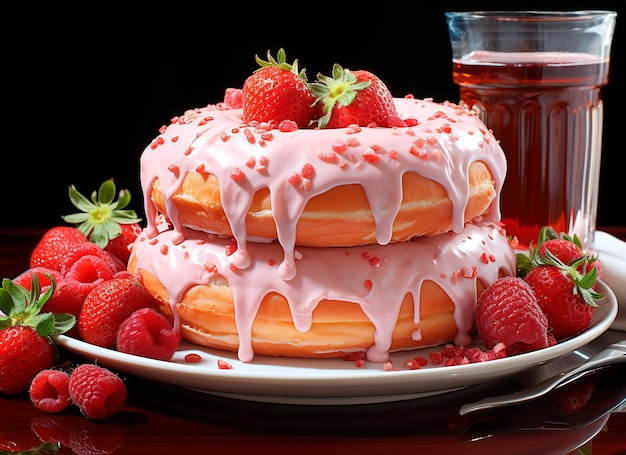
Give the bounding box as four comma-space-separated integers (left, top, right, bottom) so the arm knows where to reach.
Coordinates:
462, 266, 478, 278
301, 163, 315, 178
368, 257, 381, 268
364, 279, 373, 290
230, 167, 245, 181
217, 359, 233, 369
278, 119, 298, 132
363, 147, 380, 163
288, 172, 302, 186
332, 139, 348, 154
244, 128, 256, 144
185, 353, 202, 363
225, 244, 237, 256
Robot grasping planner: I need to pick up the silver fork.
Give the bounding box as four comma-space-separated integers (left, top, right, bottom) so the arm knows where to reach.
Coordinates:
459, 341, 626, 416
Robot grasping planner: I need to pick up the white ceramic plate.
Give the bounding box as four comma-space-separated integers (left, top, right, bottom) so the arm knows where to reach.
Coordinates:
55, 280, 618, 405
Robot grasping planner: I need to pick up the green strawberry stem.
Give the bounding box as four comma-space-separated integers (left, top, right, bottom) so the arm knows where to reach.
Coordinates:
532, 248, 603, 307
0, 274, 76, 336
62, 178, 142, 249
254, 48, 309, 81
516, 225, 597, 277
309, 64, 371, 129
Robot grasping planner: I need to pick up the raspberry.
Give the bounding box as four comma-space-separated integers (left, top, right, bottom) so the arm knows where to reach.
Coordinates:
60, 242, 118, 277
69, 364, 127, 420
63, 255, 115, 301
549, 380, 595, 413
475, 276, 549, 356
29, 369, 72, 413
116, 308, 180, 361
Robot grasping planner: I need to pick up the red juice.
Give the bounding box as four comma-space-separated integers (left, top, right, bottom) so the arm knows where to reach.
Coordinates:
453, 51, 609, 250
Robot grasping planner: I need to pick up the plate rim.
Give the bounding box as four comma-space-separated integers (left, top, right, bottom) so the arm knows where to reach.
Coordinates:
54, 279, 618, 404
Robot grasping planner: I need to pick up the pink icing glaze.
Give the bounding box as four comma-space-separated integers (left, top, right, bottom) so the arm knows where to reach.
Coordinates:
130, 220, 516, 363
139, 97, 508, 281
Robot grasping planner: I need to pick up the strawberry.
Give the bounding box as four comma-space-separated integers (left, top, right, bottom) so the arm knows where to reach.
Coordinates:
105, 223, 143, 266
78, 276, 152, 348
475, 276, 549, 356
310, 64, 407, 129
517, 226, 597, 277
242, 48, 317, 129
62, 179, 142, 266
29, 226, 88, 271
69, 363, 127, 420
524, 248, 603, 340
0, 274, 75, 394
41, 278, 84, 324
15, 269, 83, 336
14, 266, 63, 289
537, 238, 585, 266
0, 325, 55, 395
116, 307, 180, 360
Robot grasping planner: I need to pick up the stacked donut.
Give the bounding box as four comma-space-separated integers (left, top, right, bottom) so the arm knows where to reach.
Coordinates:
129, 95, 516, 363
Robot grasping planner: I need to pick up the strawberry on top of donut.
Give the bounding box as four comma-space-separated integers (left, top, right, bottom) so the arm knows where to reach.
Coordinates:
242, 49, 407, 130
310, 63, 407, 129
242, 48, 318, 129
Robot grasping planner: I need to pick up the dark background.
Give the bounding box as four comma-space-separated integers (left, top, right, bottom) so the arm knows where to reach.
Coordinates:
5, 2, 624, 229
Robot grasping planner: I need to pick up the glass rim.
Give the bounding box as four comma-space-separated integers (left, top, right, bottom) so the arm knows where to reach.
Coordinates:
445, 10, 617, 22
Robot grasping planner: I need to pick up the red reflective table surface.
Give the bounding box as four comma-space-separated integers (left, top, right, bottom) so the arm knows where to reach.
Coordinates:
1, 227, 625, 455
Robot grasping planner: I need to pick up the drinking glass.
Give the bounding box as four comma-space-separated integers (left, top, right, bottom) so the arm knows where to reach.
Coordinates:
445, 10, 617, 251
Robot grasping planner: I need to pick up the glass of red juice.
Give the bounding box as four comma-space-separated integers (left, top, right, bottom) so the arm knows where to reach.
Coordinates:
445, 10, 616, 251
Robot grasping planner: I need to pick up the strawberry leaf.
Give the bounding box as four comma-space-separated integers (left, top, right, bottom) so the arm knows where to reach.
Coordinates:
0, 274, 63, 330
97, 179, 116, 205
34, 312, 56, 338
0, 284, 13, 315
310, 64, 372, 129
62, 179, 142, 249
53, 313, 77, 335
2, 277, 29, 314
